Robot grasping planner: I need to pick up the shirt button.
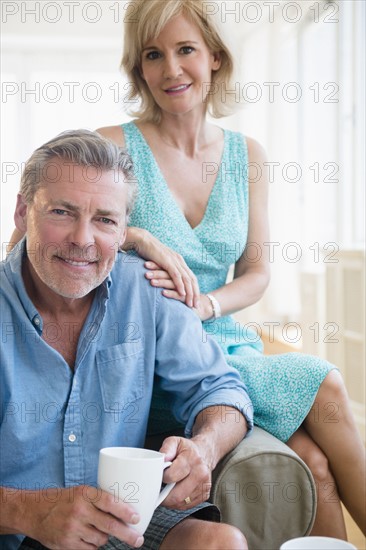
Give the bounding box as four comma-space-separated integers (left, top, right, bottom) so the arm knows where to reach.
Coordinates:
34, 317, 40, 325
68, 434, 76, 442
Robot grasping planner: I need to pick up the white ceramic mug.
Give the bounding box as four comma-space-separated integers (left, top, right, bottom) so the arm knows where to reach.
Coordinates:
98, 447, 176, 535
280, 537, 357, 550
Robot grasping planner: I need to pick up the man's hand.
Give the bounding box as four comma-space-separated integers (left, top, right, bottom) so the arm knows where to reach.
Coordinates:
158, 437, 212, 510
159, 406, 247, 511
1, 485, 144, 550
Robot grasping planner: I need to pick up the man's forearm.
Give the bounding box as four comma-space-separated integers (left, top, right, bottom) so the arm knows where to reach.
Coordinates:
121, 226, 146, 251
191, 406, 247, 471
0, 486, 30, 535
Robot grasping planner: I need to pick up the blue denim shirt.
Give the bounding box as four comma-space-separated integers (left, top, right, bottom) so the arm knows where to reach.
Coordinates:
0, 240, 253, 549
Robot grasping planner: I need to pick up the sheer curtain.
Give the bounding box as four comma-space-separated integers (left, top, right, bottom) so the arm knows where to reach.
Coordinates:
231, 1, 365, 342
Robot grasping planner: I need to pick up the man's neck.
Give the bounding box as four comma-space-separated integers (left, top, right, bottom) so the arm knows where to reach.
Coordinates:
22, 257, 96, 369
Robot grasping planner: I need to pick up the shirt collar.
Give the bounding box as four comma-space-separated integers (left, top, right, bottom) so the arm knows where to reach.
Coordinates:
5, 238, 41, 329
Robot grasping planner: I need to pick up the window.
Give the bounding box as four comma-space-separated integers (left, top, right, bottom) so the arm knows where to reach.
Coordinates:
232, 0, 365, 328
1, 29, 128, 249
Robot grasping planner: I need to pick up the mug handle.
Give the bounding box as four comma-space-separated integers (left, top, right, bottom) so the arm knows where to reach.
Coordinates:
155, 461, 176, 508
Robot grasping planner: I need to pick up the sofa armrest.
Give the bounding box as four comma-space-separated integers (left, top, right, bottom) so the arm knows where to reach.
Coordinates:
211, 427, 317, 550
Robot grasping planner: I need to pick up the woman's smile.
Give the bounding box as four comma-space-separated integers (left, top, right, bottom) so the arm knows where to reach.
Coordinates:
164, 83, 192, 95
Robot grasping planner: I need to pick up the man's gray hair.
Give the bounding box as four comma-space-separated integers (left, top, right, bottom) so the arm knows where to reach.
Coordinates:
20, 129, 137, 217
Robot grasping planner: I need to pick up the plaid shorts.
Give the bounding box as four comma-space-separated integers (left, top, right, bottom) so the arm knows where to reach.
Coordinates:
20, 502, 220, 550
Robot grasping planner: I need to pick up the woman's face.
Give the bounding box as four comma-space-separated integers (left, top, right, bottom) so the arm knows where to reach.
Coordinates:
140, 14, 221, 118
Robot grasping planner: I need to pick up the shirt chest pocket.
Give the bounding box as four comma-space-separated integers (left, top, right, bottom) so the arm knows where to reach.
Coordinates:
96, 341, 144, 412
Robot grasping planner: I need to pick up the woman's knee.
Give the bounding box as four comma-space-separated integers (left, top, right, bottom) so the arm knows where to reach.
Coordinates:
304, 446, 332, 483
288, 430, 332, 482
318, 370, 347, 403
313, 369, 349, 424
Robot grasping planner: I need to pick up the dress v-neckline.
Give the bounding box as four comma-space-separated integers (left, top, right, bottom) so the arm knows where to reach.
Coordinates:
131, 122, 227, 232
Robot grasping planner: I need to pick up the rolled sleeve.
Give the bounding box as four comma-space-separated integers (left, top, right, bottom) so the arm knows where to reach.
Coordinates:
154, 293, 254, 439
183, 391, 254, 439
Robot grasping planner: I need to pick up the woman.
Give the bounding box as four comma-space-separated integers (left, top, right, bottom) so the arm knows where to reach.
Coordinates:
11, 0, 365, 538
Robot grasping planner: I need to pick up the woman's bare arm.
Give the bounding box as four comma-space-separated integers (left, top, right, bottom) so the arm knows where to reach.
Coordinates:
206, 136, 271, 316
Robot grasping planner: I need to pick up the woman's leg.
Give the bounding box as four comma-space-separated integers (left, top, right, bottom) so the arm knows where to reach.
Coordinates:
160, 518, 248, 550
287, 427, 347, 538
302, 370, 366, 534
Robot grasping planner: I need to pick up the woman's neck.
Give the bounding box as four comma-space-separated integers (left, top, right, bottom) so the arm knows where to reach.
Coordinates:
144, 111, 217, 158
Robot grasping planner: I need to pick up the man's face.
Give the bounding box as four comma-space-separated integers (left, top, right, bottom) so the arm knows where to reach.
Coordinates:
16, 160, 128, 299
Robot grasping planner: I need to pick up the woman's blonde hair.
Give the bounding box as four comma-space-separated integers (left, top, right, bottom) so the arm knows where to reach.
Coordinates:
121, 0, 236, 123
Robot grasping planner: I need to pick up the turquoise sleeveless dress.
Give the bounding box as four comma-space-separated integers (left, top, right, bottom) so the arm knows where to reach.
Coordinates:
123, 121, 335, 442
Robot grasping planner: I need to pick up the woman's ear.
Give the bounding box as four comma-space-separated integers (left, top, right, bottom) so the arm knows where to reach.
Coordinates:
138, 66, 146, 81
14, 194, 28, 232
212, 51, 222, 71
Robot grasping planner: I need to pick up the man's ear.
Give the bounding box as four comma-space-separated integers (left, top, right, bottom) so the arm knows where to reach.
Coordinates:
14, 194, 28, 232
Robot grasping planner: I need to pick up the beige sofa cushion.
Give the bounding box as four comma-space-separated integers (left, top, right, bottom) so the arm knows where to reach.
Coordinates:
211, 427, 316, 550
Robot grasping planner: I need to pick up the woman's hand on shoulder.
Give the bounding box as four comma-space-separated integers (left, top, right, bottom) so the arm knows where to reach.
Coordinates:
137, 230, 200, 309
145, 261, 212, 320
95, 126, 125, 148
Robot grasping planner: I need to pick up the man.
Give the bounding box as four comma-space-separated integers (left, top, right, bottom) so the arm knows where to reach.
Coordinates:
0, 130, 252, 550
